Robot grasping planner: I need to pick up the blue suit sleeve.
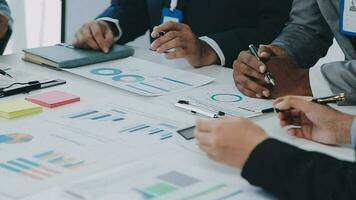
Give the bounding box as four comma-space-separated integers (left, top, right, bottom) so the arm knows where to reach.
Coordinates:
207, 0, 292, 67
97, 0, 150, 44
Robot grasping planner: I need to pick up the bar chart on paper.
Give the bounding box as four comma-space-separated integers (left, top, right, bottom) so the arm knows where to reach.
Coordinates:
0, 150, 86, 183
67, 164, 245, 200
65, 57, 215, 96
0, 157, 61, 181
34, 150, 87, 170
55, 101, 185, 145
0, 133, 34, 144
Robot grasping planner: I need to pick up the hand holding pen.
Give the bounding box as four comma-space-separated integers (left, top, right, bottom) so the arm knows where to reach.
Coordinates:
273, 95, 353, 145
248, 44, 276, 86
233, 44, 312, 99
149, 21, 219, 67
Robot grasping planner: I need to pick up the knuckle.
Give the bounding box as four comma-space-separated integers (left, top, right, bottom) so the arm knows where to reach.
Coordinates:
166, 21, 174, 26
238, 51, 248, 59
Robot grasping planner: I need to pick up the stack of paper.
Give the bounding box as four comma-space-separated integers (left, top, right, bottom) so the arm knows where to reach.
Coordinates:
0, 99, 43, 119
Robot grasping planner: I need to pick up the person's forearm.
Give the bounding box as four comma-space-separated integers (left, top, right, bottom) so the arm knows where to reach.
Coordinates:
242, 138, 356, 200
271, 0, 333, 68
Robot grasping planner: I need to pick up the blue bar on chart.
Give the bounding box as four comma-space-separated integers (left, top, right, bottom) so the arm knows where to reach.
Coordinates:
91, 114, 111, 120
111, 109, 126, 114
159, 123, 178, 130
148, 128, 164, 135
34, 150, 57, 160
68, 110, 99, 119
139, 82, 170, 92
162, 77, 193, 87
112, 117, 125, 122
120, 124, 150, 133
160, 133, 173, 140
129, 125, 150, 133
62, 161, 86, 169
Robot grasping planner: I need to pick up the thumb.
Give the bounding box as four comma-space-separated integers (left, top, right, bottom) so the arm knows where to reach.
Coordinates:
259, 44, 286, 59
258, 44, 274, 59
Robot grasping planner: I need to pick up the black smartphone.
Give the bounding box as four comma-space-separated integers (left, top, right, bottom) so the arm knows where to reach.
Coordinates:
177, 126, 196, 140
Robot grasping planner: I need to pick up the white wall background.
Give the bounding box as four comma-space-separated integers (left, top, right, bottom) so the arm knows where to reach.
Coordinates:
64, 0, 149, 47
5, 0, 61, 54
64, 0, 109, 43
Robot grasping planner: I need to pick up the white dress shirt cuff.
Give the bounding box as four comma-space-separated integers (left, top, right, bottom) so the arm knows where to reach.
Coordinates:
199, 36, 225, 66
309, 65, 334, 97
96, 17, 122, 42
351, 118, 356, 148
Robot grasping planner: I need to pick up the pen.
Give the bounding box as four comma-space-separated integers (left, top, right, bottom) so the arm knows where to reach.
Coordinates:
0, 79, 66, 98
275, 93, 346, 113
0, 68, 13, 78
176, 100, 226, 118
149, 31, 168, 52
248, 44, 275, 86
155, 31, 167, 39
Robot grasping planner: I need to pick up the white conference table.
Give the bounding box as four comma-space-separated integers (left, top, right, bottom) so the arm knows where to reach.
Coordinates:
0, 46, 355, 200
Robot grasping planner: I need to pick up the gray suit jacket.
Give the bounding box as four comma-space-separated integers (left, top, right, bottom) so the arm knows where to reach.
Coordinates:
272, 0, 356, 105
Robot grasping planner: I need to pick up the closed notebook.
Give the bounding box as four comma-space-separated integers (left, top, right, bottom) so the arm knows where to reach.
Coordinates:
22, 44, 135, 69
0, 99, 43, 119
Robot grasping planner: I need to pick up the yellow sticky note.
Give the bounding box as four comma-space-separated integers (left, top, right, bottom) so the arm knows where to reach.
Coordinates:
0, 99, 43, 119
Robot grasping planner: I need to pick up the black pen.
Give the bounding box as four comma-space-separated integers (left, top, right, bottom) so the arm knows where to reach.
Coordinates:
149, 31, 168, 52
248, 44, 275, 86
0, 68, 13, 78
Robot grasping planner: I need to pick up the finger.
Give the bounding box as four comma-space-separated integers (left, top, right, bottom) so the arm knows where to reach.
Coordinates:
74, 30, 95, 49
151, 31, 181, 50
104, 27, 114, 48
195, 118, 215, 132
288, 128, 304, 138
237, 61, 265, 82
235, 74, 270, 97
151, 21, 185, 38
195, 130, 212, 146
258, 45, 274, 59
238, 51, 266, 73
274, 96, 316, 113
165, 47, 187, 59
90, 23, 109, 53
198, 144, 214, 154
235, 84, 259, 98
81, 28, 101, 50
157, 37, 184, 53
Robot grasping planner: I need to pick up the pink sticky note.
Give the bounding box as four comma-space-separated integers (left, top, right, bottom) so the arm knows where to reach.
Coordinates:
26, 91, 80, 108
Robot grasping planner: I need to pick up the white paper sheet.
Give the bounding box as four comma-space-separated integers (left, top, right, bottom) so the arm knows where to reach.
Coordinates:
64, 57, 215, 97
0, 95, 195, 199
156, 84, 274, 118
65, 152, 271, 200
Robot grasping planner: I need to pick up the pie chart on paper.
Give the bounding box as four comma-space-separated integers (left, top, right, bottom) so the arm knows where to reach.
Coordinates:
210, 93, 243, 102
0, 133, 34, 144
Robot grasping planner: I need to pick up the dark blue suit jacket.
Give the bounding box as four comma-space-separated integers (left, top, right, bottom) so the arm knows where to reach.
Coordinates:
98, 0, 292, 67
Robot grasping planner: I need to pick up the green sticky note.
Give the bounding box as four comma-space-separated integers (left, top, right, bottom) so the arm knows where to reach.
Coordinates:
0, 99, 43, 119
145, 182, 177, 196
